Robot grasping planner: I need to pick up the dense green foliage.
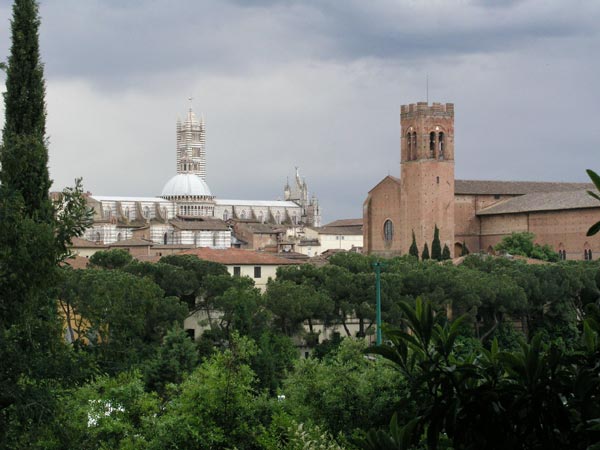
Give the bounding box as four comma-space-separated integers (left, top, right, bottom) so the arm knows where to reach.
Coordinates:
587, 169, 600, 236
358, 298, 600, 449
4, 3, 600, 446
495, 231, 559, 261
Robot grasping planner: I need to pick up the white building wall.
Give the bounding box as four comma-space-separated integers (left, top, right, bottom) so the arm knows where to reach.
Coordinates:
319, 233, 363, 252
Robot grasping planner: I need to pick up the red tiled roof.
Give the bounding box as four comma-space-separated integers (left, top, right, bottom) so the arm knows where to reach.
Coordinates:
322, 218, 363, 227
455, 179, 593, 195
109, 238, 155, 247
179, 247, 301, 265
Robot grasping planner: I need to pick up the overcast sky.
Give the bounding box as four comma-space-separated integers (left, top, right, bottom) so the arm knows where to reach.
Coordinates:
1, 0, 598, 223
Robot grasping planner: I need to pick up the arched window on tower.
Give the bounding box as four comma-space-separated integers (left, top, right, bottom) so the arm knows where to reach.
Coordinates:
411, 132, 417, 160
438, 132, 445, 160
383, 220, 393, 242
406, 132, 412, 161
429, 132, 436, 158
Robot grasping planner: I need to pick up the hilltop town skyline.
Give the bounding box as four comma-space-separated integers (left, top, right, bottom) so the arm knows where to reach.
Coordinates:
0, 0, 598, 223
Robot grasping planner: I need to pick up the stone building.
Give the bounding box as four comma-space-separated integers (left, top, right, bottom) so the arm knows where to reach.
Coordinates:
363, 101, 600, 260
76, 106, 321, 255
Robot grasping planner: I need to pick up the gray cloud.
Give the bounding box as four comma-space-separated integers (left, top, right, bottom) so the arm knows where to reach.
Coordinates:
0, 0, 598, 222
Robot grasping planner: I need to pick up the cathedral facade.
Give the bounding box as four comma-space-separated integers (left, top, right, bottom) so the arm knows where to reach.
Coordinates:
82, 106, 320, 249
363, 102, 600, 260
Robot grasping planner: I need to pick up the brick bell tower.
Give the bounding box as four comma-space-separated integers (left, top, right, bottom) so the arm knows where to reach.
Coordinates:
399, 102, 455, 257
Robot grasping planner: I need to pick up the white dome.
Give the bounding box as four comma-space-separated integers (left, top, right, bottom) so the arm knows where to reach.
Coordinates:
160, 173, 213, 198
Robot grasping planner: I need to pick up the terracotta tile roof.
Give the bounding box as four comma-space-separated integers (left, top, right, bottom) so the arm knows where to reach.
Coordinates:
179, 247, 301, 265
109, 238, 155, 247
455, 179, 593, 195
170, 218, 229, 231
367, 175, 401, 193
151, 244, 195, 249
71, 237, 107, 248
238, 222, 285, 234
323, 218, 363, 227
477, 189, 600, 215
317, 226, 363, 236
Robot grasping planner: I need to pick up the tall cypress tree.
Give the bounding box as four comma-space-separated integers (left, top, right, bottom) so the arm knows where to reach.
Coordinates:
431, 224, 442, 261
461, 241, 470, 256
421, 242, 430, 260
0, 1, 90, 443
442, 243, 451, 260
409, 230, 419, 259
1, 0, 52, 221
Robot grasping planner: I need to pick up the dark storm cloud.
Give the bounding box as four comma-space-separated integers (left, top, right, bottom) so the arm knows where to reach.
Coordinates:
1, 0, 599, 222
11, 0, 593, 90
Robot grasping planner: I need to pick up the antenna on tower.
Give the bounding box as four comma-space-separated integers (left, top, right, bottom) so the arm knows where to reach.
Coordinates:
426, 74, 429, 104
188, 95, 193, 110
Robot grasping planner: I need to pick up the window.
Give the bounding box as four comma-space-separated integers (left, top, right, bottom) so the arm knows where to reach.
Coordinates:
233, 266, 241, 277
144, 206, 150, 218
223, 210, 229, 221
406, 132, 412, 161
438, 132, 445, 160
117, 232, 122, 241
429, 132, 436, 158
124, 207, 130, 219
411, 132, 417, 160
94, 231, 101, 243
383, 220, 393, 242
254, 266, 262, 278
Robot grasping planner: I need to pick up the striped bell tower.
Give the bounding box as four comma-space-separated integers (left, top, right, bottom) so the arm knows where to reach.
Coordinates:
176, 103, 206, 180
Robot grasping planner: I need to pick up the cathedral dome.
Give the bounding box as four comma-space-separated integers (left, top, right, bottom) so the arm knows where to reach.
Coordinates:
160, 173, 213, 198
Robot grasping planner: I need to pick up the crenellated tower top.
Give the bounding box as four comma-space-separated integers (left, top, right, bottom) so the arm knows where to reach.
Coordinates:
400, 102, 455, 163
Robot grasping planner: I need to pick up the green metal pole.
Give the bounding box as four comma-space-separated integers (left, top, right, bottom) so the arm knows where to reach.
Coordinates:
374, 261, 382, 345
